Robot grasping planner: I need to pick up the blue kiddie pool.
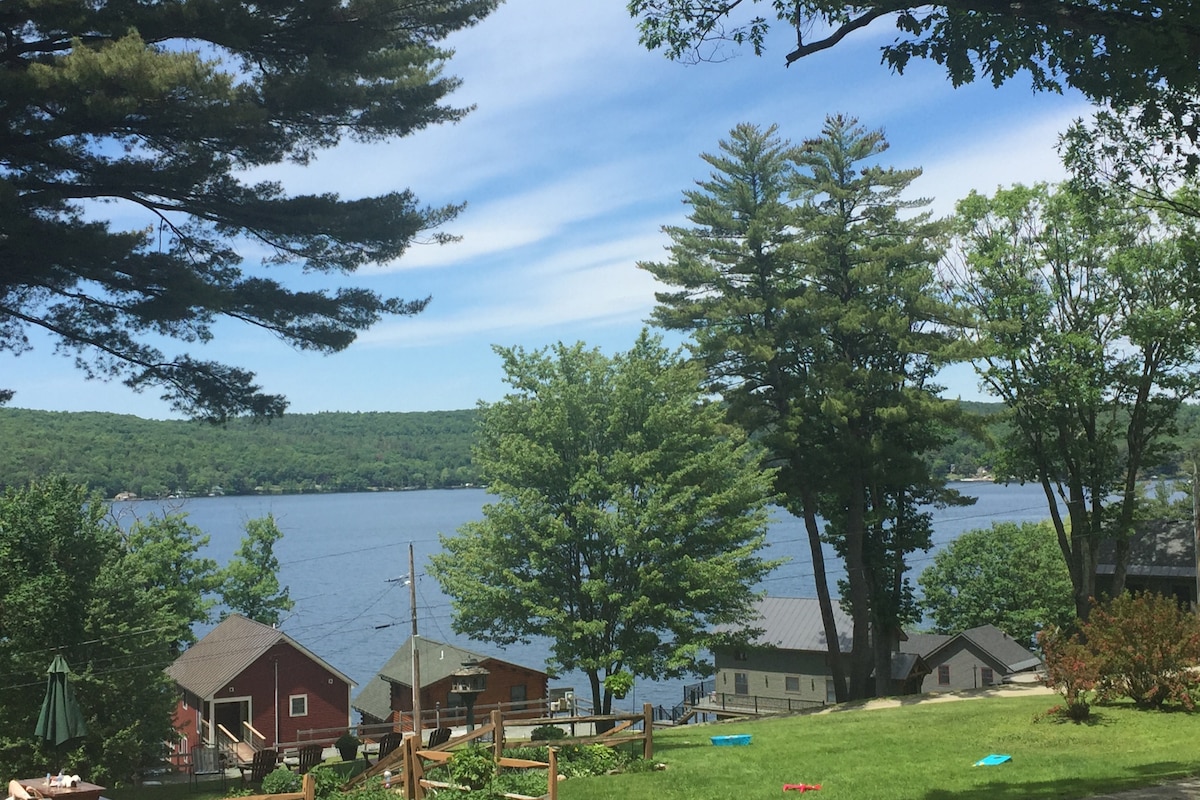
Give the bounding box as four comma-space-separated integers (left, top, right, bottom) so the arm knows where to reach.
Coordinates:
711, 734, 752, 746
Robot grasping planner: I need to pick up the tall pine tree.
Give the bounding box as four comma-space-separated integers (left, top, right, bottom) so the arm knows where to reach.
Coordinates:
642, 117, 969, 699
1, 0, 498, 420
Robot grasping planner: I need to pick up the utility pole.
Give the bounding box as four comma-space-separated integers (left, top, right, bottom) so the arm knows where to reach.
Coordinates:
409, 542, 422, 735
1193, 459, 1199, 614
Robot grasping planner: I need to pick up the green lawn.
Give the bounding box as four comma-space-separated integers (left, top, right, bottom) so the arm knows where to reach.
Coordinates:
102, 699, 1199, 800
558, 696, 1200, 800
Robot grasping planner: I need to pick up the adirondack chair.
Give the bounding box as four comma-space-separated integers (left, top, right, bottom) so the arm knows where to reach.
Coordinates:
426, 728, 452, 748
188, 743, 227, 791
240, 748, 277, 787
295, 744, 323, 775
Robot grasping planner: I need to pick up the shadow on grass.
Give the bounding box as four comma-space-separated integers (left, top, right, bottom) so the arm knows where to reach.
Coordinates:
922, 761, 1199, 799
1035, 709, 1116, 727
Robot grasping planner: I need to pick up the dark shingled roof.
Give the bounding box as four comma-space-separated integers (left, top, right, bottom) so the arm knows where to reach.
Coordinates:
911, 624, 1041, 673
167, 614, 353, 699
1097, 518, 1196, 579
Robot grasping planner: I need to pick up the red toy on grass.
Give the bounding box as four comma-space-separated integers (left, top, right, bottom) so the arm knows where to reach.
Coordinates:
782, 784, 821, 793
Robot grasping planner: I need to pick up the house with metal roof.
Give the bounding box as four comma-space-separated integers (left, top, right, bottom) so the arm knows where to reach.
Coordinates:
353, 636, 548, 731
899, 624, 1043, 692
167, 614, 354, 760
709, 596, 929, 714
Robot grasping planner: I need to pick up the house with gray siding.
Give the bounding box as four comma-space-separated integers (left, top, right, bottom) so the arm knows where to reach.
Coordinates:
900, 624, 1042, 693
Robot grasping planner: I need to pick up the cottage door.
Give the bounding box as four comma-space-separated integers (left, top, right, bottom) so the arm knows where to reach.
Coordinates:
214, 698, 250, 740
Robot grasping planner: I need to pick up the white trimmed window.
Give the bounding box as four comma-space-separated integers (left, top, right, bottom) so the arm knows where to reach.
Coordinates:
290, 694, 309, 717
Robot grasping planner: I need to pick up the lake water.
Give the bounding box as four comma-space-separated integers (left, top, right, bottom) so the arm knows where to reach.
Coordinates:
109, 482, 1054, 713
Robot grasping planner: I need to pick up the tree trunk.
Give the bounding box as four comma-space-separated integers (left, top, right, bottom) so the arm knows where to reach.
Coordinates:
845, 473, 874, 699
800, 500, 848, 702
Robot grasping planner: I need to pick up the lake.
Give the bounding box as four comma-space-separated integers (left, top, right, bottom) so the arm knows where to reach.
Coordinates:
109, 481, 1054, 713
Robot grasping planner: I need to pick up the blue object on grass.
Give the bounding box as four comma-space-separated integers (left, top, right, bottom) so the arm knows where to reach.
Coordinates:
711, 734, 752, 746
974, 754, 1012, 766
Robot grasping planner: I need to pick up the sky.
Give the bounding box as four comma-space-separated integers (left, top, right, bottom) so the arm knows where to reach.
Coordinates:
4, 1, 1095, 419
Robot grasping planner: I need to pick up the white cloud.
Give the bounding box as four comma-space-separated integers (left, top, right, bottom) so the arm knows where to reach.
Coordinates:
912, 104, 1089, 215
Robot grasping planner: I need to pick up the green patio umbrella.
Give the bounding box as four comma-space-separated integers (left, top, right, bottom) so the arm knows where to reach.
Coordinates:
35, 655, 87, 746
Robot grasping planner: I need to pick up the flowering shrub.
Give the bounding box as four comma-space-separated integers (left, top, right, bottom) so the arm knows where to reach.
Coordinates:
1039, 592, 1200, 719
1038, 625, 1099, 721
1085, 592, 1200, 709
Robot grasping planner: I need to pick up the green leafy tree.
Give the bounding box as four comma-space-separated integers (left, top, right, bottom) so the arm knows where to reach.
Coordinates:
0, 478, 213, 784
628, 0, 1200, 137
642, 117, 968, 699
430, 331, 780, 716
123, 513, 221, 648
1, 0, 499, 420
918, 521, 1075, 647
219, 514, 294, 625
948, 174, 1200, 620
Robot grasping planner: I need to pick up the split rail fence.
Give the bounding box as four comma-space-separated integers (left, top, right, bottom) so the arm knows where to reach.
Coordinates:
346, 703, 656, 800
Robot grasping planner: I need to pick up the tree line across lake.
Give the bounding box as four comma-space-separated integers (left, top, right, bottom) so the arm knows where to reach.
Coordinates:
0, 407, 478, 498
4, 401, 1200, 500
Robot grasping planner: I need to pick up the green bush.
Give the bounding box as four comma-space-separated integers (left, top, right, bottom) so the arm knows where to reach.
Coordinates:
448, 746, 495, 791
493, 768, 549, 797
502, 745, 550, 762
261, 766, 301, 795
343, 786, 398, 800
557, 744, 626, 777
307, 765, 345, 800
529, 724, 566, 741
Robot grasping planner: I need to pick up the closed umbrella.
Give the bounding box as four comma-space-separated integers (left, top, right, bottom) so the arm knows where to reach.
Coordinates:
35, 655, 87, 746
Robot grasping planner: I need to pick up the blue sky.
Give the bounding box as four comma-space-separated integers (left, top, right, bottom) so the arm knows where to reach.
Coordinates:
5, 1, 1093, 419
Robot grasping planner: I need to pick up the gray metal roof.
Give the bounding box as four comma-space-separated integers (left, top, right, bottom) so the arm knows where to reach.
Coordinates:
167, 614, 354, 699
718, 596, 854, 653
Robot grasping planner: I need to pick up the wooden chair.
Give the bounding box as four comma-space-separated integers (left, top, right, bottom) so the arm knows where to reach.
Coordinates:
378, 732, 403, 759
240, 748, 278, 787
426, 727, 452, 748
188, 743, 227, 792
294, 744, 323, 775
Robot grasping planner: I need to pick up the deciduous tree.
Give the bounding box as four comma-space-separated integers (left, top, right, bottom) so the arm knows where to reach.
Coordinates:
947, 175, 1200, 619
1, 0, 498, 420
918, 521, 1074, 648
219, 514, 293, 626
430, 332, 780, 716
0, 478, 217, 783
628, 0, 1200, 138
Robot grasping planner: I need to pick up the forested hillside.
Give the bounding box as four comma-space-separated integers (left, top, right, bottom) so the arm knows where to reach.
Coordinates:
2, 401, 1196, 499
0, 408, 479, 498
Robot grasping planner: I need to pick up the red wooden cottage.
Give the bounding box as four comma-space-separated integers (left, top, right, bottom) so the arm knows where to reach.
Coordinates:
353, 637, 547, 732
168, 614, 355, 758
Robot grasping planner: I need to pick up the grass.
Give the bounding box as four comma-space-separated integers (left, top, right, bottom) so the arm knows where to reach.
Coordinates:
99, 699, 1198, 800
557, 696, 1200, 800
